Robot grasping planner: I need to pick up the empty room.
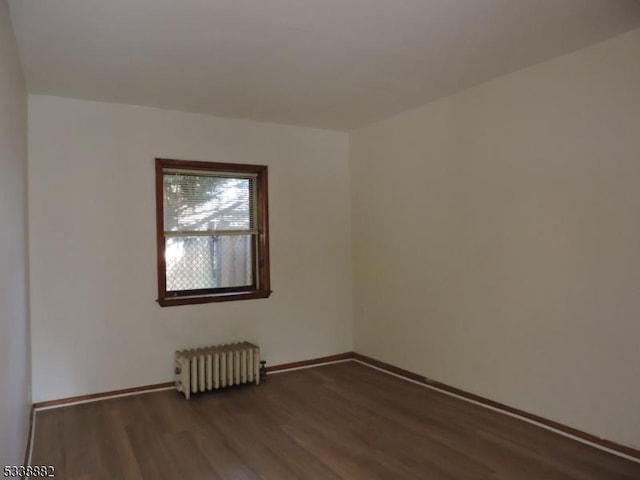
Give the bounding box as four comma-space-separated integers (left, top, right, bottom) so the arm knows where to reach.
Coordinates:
2, 0, 640, 478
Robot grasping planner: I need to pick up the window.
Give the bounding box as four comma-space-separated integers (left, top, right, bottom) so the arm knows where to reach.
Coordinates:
155, 158, 271, 306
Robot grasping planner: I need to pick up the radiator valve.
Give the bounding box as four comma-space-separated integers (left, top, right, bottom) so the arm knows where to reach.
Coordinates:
260, 360, 267, 382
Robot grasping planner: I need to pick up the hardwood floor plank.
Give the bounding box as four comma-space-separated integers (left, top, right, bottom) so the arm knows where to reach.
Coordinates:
161, 431, 222, 480
99, 403, 145, 480
125, 423, 185, 480
62, 403, 109, 479
31, 409, 65, 475
199, 408, 307, 480
282, 419, 405, 480
30, 362, 640, 479
191, 429, 262, 480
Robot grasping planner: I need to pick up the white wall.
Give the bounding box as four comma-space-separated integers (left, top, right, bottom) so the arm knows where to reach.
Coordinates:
350, 28, 640, 449
0, 0, 30, 466
28, 96, 353, 402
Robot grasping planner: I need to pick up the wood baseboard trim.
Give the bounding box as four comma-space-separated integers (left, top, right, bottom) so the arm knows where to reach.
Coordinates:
33, 382, 175, 410
31, 353, 356, 410
353, 353, 640, 462
352, 353, 426, 382
266, 352, 354, 373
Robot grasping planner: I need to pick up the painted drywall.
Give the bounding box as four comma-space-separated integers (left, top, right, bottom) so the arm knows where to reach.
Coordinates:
28, 96, 353, 402
350, 28, 640, 449
0, 0, 30, 466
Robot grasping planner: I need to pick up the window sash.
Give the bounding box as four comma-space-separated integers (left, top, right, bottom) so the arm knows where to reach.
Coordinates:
164, 233, 258, 294
163, 168, 258, 179
163, 172, 257, 233
164, 230, 259, 237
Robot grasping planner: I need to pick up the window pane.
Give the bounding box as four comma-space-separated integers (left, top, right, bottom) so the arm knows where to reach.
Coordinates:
166, 235, 254, 291
163, 174, 254, 232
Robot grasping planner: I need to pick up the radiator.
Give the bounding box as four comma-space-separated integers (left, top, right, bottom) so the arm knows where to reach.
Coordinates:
175, 342, 260, 399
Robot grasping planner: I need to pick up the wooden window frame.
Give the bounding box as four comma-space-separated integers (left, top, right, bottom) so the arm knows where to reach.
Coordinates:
155, 158, 271, 307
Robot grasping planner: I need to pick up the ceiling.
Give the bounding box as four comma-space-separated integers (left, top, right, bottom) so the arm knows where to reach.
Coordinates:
8, 0, 640, 131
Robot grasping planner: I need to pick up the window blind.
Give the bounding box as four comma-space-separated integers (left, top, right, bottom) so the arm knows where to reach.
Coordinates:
163, 172, 257, 235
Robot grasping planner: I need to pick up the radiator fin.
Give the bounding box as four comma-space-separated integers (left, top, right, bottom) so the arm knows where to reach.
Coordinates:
175, 342, 260, 399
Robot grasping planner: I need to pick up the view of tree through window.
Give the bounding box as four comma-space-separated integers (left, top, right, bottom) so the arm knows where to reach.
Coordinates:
156, 159, 271, 306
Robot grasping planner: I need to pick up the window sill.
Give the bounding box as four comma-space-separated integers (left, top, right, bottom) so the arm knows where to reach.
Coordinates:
157, 290, 272, 307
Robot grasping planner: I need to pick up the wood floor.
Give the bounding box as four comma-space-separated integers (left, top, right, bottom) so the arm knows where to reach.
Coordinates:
31, 361, 640, 479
